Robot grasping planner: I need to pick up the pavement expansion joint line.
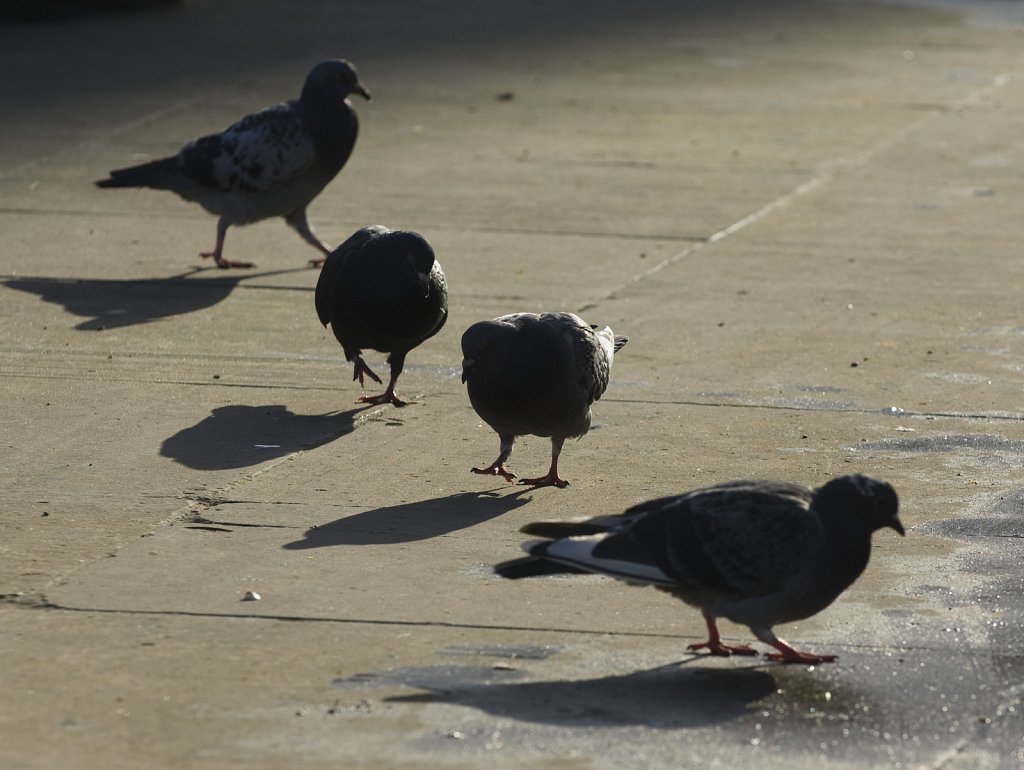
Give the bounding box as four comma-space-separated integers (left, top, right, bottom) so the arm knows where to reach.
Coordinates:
19, 604, 1001, 659
0, 371, 346, 392
575, 71, 1012, 316
603, 397, 1024, 423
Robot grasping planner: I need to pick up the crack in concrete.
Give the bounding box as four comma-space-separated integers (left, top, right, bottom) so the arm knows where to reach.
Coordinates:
14, 603, 1024, 662
0, 591, 58, 609
605, 397, 1024, 422
0, 207, 702, 244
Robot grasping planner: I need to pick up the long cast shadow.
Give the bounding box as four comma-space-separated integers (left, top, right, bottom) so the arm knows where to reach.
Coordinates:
283, 490, 534, 548
348, 662, 777, 729
161, 404, 365, 471
3, 267, 310, 330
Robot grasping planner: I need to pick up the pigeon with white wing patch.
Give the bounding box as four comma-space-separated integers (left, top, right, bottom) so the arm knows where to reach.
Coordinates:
496, 474, 903, 663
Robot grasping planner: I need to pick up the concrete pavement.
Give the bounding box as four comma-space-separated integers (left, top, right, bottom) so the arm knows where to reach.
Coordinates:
2, 0, 1024, 767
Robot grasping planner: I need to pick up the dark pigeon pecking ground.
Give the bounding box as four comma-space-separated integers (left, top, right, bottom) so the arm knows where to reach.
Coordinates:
315, 225, 448, 407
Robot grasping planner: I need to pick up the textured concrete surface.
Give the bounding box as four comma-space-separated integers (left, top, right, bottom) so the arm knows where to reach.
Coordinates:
2, 1, 1024, 768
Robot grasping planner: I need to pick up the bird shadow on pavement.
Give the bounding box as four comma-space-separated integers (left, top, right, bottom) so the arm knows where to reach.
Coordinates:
282, 490, 534, 548
161, 404, 365, 471
2, 266, 311, 330
359, 660, 777, 729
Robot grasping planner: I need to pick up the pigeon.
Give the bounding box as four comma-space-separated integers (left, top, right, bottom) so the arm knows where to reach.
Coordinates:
316, 225, 448, 407
96, 59, 370, 269
461, 312, 627, 488
495, 474, 903, 663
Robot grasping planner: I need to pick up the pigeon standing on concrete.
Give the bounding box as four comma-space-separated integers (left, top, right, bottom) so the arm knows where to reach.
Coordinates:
96, 59, 370, 269
461, 312, 627, 488
316, 226, 448, 407
495, 474, 903, 663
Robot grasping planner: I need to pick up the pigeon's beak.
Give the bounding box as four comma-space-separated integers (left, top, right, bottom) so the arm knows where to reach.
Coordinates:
461, 358, 475, 383
888, 519, 906, 537
356, 83, 371, 101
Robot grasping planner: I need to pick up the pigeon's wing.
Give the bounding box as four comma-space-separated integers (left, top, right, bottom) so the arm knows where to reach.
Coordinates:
491, 312, 536, 328
314, 227, 383, 326
630, 481, 820, 597
501, 481, 818, 591
578, 326, 613, 403
179, 102, 316, 194
549, 313, 619, 404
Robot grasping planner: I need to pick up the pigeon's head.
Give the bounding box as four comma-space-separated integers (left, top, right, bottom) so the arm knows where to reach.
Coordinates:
393, 230, 437, 274
817, 474, 903, 536
303, 59, 371, 103
460, 320, 506, 383
388, 230, 437, 294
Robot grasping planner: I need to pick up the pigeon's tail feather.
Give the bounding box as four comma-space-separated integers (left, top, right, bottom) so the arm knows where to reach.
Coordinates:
493, 556, 591, 579
613, 335, 629, 353
529, 536, 676, 587
96, 157, 181, 190
519, 515, 627, 539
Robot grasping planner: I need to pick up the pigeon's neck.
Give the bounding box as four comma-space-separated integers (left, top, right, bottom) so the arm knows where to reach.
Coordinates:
818, 510, 873, 593
301, 99, 359, 170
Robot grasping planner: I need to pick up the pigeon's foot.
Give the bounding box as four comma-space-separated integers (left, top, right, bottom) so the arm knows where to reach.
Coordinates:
762, 637, 836, 664
358, 391, 408, 408
693, 614, 757, 656
753, 630, 838, 664
518, 471, 570, 489
356, 372, 406, 406
306, 244, 331, 269
517, 454, 569, 488
200, 250, 254, 269
472, 463, 517, 484
763, 649, 837, 664
351, 357, 383, 387
687, 640, 758, 657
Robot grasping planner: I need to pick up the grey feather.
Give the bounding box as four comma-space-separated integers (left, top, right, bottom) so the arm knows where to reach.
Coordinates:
461, 311, 627, 487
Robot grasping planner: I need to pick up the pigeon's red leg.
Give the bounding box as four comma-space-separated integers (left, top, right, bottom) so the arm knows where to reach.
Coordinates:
201, 218, 254, 269
308, 248, 330, 268
473, 436, 516, 483
350, 356, 383, 388
754, 628, 836, 664
286, 208, 333, 267
358, 373, 408, 407
687, 613, 758, 656
519, 438, 570, 488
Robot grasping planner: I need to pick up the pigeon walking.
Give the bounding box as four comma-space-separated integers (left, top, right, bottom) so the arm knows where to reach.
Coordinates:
96, 59, 370, 269
316, 226, 448, 407
495, 474, 903, 663
461, 312, 627, 488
